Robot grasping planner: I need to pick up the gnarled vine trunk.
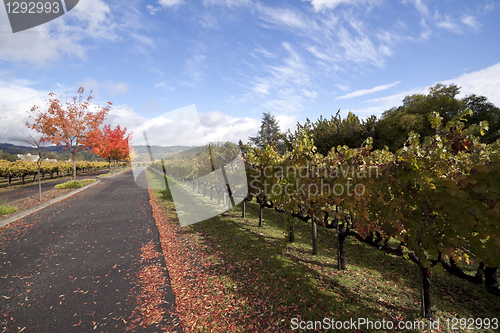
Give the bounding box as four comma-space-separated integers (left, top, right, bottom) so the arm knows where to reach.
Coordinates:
418, 262, 433, 320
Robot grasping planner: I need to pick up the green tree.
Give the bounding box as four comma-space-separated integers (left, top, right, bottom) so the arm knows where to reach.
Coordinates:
374, 83, 500, 151
285, 110, 377, 156
462, 94, 500, 144
0, 150, 18, 162
249, 112, 284, 153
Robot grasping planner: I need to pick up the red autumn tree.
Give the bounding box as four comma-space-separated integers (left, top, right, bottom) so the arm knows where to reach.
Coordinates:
27, 87, 111, 180
88, 124, 132, 170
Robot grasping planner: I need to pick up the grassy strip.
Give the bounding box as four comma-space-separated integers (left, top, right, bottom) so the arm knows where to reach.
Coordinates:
0, 199, 17, 216
55, 179, 96, 189
148, 170, 500, 332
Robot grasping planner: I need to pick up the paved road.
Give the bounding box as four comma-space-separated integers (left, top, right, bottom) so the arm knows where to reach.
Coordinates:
0, 169, 111, 204
0, 170, 183, 332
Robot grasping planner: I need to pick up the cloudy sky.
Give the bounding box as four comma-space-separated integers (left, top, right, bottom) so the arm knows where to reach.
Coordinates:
1, 0, 499, 146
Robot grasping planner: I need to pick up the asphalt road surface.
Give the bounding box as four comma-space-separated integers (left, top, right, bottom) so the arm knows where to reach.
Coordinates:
0, 170, 183, 332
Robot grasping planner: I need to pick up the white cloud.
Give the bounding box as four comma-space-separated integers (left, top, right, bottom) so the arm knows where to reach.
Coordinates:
182, 54, 207, 86
275, 114, 298, 133
258, 4, 311, 30
107, 82, 130, 96
147, 5, 162, 15
441, 62, 500, 106
336, 81, 401, 100
301, 89, 318, 99
127, 105, 261, 146
305, 0, 380, 12
200, 110, 227, 127
244, 43, 313, 113
199, 13, 219, 29
76, 79, 130, 97
0, 0, 115, 67
461, 15, 479, 29
349, 87, 426, 118
253, 82, 271, 95
335, 83, 350, 92
0, 80, 49, 143
254, 45, 276, 59
436, 15, 462, 33
68, 0, 116, 40
338, 27, 382, 66
202, 115, 261, 144
202, 0, 251, 8
158, 0, 184, 7
402, 0, 430, 17
0, 20, 86, 67
348, 62, 500, 118
106, 105, 148, 134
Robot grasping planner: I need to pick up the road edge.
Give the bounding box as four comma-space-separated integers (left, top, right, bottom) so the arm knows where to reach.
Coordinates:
0, 180, 101, 228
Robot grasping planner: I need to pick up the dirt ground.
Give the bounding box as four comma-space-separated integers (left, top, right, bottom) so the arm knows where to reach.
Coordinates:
0, 188, 73, 221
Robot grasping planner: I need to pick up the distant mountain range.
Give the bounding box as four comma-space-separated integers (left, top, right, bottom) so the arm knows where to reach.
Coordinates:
0, 143, 203, 160
0, 143, 66, 155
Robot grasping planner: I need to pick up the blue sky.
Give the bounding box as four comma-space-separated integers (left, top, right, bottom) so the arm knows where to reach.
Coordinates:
1, 0, 500, 146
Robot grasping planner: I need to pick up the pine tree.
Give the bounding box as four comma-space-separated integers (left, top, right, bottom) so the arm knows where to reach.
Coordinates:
249, 112, 284, 152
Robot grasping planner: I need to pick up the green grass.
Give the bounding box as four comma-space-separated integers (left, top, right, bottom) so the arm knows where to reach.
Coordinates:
54, 178, 97, 189
54, 180, 86, 189
0, 199, 17, 216
147, 169, 500, 332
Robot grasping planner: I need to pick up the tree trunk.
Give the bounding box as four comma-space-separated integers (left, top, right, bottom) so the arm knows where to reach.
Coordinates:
38, 164, 42, 201
418, 262, 433, 320
311, 217, 317, 255
258, 203, 263, 227
242, 200, 246, 218
72, 151, 77, 180
484, 266, 499, 294
337, 218, 347, 270
288, 216, 295, 243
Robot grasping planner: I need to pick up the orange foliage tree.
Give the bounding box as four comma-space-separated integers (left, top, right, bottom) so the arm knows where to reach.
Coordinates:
88, 124, 132, 170
26, 87, 111, 180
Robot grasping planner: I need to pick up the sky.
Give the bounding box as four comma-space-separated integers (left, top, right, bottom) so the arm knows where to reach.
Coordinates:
1, 0, 499, 147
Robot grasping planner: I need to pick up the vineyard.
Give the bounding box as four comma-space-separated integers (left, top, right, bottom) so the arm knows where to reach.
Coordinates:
0, 160, 111, 186
144, 110, 500, 321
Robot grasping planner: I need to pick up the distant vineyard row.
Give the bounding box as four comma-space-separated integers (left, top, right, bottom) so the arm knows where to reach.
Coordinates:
0, 160, 115, 185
